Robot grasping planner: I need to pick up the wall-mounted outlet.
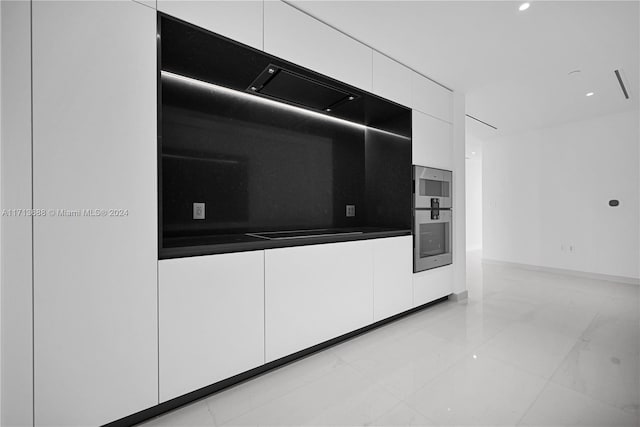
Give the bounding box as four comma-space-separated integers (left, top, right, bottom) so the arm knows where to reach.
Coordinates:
346, 205, 356, 217
193, 202, 205, 220
569, 244, 575, 253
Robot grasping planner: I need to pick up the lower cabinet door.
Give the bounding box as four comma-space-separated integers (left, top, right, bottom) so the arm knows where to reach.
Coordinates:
413, 264, 454, 307
265, 241, 374, 362
373, 236, 414, 321
159, 251, 265, 402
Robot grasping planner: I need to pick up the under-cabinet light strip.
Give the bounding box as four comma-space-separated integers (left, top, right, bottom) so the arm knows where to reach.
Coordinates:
161, 70, 411, 141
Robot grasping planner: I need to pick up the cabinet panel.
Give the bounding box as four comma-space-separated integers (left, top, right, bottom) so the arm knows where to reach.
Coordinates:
264, 0, 372, 91
32, 2, 157, 425
412, 72, 453, 123
1, 1, 33, 425
373, 236, 414, 321
158, 0, 263, 50
413, 265, 454, 307
133, 0, 156, 9
265, 241, 374, 362
412, 110, 453, 170
372, 51, 412, 107
159, 251, 265, 402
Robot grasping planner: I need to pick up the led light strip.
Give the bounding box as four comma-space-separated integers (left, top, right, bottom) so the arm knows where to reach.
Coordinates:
161, 70, 411, 140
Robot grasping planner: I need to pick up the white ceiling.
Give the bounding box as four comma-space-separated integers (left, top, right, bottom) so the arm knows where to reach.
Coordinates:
288, 0, 639, 139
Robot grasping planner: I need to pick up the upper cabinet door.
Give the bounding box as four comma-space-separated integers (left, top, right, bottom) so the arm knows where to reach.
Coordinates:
413, 110, 453, 170
158, 0, 263, 50
372, 51, 412, 107
32, 1, 157, 426
264, 1, 373, 92
412, 72, 453, 123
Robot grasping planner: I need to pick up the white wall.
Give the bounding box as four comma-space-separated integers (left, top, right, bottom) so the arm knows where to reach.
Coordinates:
483, 109, 640, 280
465, 157, 482, 250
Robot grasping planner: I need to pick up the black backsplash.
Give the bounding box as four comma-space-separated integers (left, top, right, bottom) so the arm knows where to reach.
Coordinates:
159, 14, 411, 254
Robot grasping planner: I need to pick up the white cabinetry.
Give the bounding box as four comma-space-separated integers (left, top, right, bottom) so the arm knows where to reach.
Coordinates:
264, 1, 372, 91
32, 2, 157, 425
412, 110, 453, 170
265, 241, 374, 362
1, 2, 34, 425
158, 0, 263, 50
412, 72, 453, 123
413, 265, 454, 307
372, 52, 412, 107
373, 236, 413, 321
158, 251, 265, 402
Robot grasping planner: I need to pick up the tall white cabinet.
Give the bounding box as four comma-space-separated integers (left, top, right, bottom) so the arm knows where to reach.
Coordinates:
1, 1, 34, 425
158, 0, 263, 50
32, 2, 158, 425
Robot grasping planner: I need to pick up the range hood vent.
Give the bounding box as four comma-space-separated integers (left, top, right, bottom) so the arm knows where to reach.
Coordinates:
247, 64, 358, 112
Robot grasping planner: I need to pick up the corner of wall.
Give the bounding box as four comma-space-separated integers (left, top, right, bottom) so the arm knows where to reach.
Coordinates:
452, 91, 466, 294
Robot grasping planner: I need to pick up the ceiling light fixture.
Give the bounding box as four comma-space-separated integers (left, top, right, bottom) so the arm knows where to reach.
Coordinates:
519, 2, 530, 11
471, 151, 476, 155
586, 92, 594, 97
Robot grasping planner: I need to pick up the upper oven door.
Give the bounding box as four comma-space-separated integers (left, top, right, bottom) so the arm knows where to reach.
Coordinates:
414, 166, 452, 209
414, 209, 452, 272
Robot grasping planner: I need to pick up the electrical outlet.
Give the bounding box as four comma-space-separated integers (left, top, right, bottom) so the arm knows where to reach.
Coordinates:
569, 244, 575, 253
346, 205, 356, 217
193, 202, 205, 220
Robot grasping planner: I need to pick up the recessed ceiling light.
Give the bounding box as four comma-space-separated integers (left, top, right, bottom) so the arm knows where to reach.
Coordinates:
471, 151, 476, 155
586, 92, 594, 97
519, 2, 530, 11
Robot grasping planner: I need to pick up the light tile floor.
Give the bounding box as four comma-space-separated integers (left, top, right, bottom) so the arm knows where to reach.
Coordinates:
142, 251, 640, 426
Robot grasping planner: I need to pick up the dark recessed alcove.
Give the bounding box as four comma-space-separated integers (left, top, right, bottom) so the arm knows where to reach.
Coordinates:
158, 14, 412, 258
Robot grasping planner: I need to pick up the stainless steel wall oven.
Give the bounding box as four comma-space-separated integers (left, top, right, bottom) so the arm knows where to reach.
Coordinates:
413, 165, 453, 272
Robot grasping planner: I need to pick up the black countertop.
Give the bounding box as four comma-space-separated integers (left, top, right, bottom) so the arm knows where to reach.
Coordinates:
160, 227, 411, 259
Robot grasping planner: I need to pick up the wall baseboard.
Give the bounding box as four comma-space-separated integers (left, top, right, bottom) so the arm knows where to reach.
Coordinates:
448, 290, 468, 301
482, 258, 640, 286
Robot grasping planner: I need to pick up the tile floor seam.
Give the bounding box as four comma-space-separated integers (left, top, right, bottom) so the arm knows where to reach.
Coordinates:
548, 372, 640, 417
214, 359, 374, 426
547, 376, 640, 418
339, 342, 472, 404
514, 378, 554, 426
473, 324, 583, 381
205, 366, 339, 426
544, 314, 640, 416
405, 351, 552, 425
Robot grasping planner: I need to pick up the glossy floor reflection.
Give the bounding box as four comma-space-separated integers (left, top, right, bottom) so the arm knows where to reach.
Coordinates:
142, 251, 639, 426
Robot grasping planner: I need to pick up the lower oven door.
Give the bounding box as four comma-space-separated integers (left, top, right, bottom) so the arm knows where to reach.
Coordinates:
414, 209, 453, 272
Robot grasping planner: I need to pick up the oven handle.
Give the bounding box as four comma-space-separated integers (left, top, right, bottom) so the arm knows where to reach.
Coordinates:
414, 209, 452, 223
